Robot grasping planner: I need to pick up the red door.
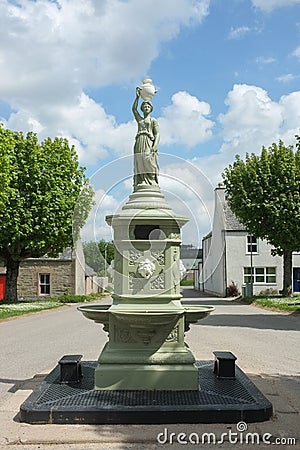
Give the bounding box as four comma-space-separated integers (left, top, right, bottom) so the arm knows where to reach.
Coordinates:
0, 275, 6, 300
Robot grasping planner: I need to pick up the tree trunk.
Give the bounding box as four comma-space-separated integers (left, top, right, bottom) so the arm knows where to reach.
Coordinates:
282, 250, 293, 297
4, 258, 20, 302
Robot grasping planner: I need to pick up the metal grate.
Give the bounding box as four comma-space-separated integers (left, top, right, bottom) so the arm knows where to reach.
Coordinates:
20, 359, 273, 424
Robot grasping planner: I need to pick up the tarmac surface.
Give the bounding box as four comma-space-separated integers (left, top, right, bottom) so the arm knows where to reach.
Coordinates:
0, 287, 299, 449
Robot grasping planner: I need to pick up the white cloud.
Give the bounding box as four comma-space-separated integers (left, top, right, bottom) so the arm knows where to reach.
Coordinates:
79, 84, 300, 244
3, 92, 137, 165
255, 56, 276, 64
228, 26, 251, 40
219, 84, 283, 144
3, 88, 215, 167
292, 45, 300, 60
276, 74, 298, 83
191, 84, 300, 187
0, 0, 209, 105
160, 162, 215, 243
79, 188, 119, 242
251, 0, 300, 12
0, 0, 210, 162
279, 91, 300, 130
158, 91, 214, 147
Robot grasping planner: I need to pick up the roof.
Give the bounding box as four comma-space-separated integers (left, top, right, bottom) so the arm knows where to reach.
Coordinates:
223, 201, 245, 231
85, 264, 97, 277
215, 186, 245, 231
180, 246, 202, 259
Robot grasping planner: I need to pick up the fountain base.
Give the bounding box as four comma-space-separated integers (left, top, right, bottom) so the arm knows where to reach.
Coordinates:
95, 362, 199, 390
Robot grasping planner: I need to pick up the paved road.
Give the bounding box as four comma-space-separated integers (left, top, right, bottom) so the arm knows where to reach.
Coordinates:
0, 289, 299, 449
182, 290, 300, 375
0, 299, 111, 400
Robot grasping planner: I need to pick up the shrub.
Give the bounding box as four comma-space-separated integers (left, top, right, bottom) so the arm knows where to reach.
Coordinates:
226, 281, 240, 297
258, 288, 278, 296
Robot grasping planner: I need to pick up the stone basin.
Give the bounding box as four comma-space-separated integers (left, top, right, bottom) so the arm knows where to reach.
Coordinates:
78, 304, 214, 331
183, 305, 215, 331
78, 304, 110, 324
183, 305, 214, 323
111, 310, 183, 328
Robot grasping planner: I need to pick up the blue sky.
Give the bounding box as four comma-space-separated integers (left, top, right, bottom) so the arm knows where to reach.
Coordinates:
1, 0, 300, 246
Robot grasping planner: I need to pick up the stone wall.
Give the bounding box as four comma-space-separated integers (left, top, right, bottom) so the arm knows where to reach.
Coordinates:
18, 258, 75, 299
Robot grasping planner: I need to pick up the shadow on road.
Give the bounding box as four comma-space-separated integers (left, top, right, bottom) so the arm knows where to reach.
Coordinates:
181, 288, 300, 331
195, 313, 300, 331
0, 374, 45, 393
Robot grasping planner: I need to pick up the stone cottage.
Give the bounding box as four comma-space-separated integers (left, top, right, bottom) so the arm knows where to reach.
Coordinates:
0, 241, 101, 300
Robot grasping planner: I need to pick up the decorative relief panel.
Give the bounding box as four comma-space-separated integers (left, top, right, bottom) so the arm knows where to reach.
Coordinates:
166, 325, 179, 343
128, 250, 143, 265
136, 329, 156, 346
169, 232, 180, 240
150, 273, 165, 290
128, 273, 147, 291
151, 251, 165, 266
115, 326, 156, 346
115, 326, 136, 343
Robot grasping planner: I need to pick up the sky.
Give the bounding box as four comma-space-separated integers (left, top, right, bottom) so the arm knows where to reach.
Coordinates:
1, 0, 300, 247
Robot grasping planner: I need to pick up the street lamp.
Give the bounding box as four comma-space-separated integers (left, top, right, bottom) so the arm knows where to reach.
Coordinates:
249, 235, 254, 297
104, 242, 107, 278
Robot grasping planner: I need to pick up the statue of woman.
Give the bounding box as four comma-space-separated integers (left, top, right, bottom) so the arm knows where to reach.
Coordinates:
132, 87, 160, 190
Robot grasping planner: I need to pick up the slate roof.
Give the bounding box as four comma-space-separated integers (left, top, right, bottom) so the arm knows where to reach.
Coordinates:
85, 264, 97, 277
223, 201, 245, 231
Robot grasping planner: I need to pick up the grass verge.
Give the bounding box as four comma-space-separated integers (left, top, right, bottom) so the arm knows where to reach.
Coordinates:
240, 295, 300, 313
180, 279, 194, 286
0, 292, 109, 320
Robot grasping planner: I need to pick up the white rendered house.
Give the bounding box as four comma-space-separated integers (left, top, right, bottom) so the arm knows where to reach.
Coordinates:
199, 184, 300, 296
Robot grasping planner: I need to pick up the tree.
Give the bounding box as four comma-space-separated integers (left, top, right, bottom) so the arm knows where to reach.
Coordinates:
222, 135, 300, 297
98, 240, 114, 265
83, 240, 114, 275
0, 124, 94, 301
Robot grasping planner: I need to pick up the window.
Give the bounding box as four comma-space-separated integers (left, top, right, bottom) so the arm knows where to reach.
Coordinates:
243, 267, 276, 284
246, 236, 258, 253
39, 273, 50, 295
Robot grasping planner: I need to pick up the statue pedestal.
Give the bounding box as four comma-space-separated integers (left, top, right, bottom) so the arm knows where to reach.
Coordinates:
79, 188, 214, 390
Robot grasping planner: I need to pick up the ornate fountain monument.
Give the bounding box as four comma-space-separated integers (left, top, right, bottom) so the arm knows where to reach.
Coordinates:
19, 81, 273, 424
78, 80, 214, 390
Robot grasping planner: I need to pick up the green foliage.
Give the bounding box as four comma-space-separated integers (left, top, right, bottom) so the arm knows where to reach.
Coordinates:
0, 126, 15, 215
0, 124, 94, 300
0, 124, 94, 259
98, 240, 114, 265
57, 294, 87, 303
0, 300, 63, 320
180, 279, 193, 286
57, 292, 107, 303
0, 292, 108, 319
240, 295, 300, 313
83, 240, 114, 275
82, 241, 102, 273
223, 136, 300, 255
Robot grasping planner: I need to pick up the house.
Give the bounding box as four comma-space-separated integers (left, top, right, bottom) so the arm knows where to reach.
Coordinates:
180, 245, 202, 280
0, 240, 102, 300
198, 184, 300, 296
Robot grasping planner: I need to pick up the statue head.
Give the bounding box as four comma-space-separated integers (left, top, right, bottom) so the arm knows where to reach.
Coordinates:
141, 101, 153, 114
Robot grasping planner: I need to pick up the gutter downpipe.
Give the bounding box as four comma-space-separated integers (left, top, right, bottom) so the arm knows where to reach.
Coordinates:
224, 229, 228, 297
